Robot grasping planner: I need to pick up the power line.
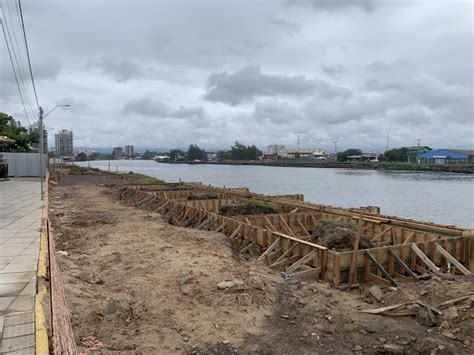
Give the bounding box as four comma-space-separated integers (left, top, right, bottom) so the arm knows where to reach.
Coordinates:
5, 0, 35, 115
18, 0, 39, 108
1, 18, 32, 126
1, 3, 35, 120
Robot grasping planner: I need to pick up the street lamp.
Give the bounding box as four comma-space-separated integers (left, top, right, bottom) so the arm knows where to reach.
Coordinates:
39, 104, 71, 200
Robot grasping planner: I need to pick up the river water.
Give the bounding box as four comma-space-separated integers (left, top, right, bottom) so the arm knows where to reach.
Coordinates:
76, 160, 474, 228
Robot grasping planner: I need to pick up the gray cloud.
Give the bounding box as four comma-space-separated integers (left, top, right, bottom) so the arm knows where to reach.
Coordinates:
123, 97, 205, 121
87, 57, 143, 82
289, 0, 376, 13
270, 19, 302, 37
204, 65, 351, 105
322, 64, 345, 78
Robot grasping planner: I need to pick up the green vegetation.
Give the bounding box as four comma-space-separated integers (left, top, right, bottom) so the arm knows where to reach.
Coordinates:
321, 218, 355, 230
384, 147, 408, 162
0, 112, 39, 152
125, 172, 165, 184
336, 149, 362, 162
239, 198, 283, 213
186, 144, 207, 161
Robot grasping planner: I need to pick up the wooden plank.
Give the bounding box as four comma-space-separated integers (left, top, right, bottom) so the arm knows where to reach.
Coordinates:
334, 255, 341, 285
269, 254, 301, 270
286, 250, 318, 273
279, 216, 296, 237
229, 224, 242, 239
349, 213, 363, 286
370, 226, 392, 242
240, 241, 256, 253
411, 244, 440, 273
273, 242, 298, 264
365, 251, 399, 287
257, 237, 280, 262
403, 231, 416, 244
292, 267, 321, 280
388, 249, 418, 279
271, 231, 327, 251
264, 217, 278, 232
435, 243, 472, 276
296, 217, 311, 238
368, 272, 393, 287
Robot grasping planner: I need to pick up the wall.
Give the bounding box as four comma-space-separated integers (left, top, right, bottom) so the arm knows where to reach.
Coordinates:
0, 152, 47, 177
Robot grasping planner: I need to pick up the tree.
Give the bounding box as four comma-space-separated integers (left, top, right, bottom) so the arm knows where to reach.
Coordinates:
141, 150, 157, 160
337, 149, 362, 162
186, 144, 206, 161
384, 147, 408, 162
0, 112, 39, 152
230, 141, 261, 160
169, 149, 185, 161
216, 150, 232, 161
76, 152, 88, 161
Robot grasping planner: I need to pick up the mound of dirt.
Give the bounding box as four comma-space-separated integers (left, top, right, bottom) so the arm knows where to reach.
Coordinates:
311, 221, 373, 251
188, 193, 218, 200
219, 203, 277, 216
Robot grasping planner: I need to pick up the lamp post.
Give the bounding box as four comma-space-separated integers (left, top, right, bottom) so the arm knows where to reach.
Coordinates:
39, 104, 70, 200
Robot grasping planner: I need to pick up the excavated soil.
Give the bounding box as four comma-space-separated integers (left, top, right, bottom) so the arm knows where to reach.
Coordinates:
311, 222, 374, 251
219, 203, 278, 216
48, 169, 474, 354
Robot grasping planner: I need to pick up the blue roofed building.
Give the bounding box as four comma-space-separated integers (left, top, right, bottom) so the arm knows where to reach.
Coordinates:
418, 149, 474, 164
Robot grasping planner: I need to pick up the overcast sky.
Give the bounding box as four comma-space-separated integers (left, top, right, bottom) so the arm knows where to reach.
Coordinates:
1, 0, 473, 152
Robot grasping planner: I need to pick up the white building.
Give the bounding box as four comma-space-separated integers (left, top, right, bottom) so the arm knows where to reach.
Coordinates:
54, 129, 73, 156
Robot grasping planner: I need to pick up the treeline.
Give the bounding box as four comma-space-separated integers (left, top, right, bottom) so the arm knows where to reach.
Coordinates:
335, 147, 409, 162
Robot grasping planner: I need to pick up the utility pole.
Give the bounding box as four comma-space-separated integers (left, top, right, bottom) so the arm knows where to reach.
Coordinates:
385, 131, 390, 152
417, 138, 422, 148
38, 106, 44, 200
334, 141, 338, 162
297, 134, 300, 152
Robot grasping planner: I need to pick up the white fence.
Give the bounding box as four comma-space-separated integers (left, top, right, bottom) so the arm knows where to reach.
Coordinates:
0, 152, 47, 177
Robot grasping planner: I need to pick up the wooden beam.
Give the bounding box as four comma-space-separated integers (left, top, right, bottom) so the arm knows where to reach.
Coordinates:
269, 254, 301, 270
435, 243, 472, 276
290, 208, 299, 213
279, 216, 296, 237
214, 220, 228, 233
291, 267, 321, 280
296, 217, 311, 239
286, 250, 318, 273
370, 226, 392, 243
240, 241, 256, 253
411, 244, 440, 274
365, 251, 399, 287
349, 213, 363, 286
229, 224, 242, 239
403, 231, 416, 244
196, 217, 211, 230
273, 242, 298, 264
388, 249, 418, 279
257, 237, 281, 262
264, 217, 278, 232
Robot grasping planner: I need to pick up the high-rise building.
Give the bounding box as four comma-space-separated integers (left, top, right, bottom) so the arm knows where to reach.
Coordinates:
55, 130, 73, 156
28, 123, 48, 152
124, 145, 134, 158
112, 147, 123, 159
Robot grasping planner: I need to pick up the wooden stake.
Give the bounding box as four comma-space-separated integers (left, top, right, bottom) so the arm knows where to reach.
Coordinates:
349, 212, 363, 287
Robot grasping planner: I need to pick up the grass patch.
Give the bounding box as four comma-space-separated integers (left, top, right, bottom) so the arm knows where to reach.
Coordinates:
239, 198, 283, 213
125, 172, 165, 185
320, 218, 355, 230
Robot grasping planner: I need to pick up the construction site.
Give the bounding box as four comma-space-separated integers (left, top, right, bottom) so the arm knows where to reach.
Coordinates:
39, 166, 474, 354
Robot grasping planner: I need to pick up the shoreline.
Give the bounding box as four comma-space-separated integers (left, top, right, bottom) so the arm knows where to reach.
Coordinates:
157, 160, 474, 174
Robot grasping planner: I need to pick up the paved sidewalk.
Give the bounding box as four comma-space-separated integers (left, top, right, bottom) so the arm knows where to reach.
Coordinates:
0, 178, 43, 354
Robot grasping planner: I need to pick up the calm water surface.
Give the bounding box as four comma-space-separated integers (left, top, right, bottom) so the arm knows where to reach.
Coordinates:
77, 160, 474, 228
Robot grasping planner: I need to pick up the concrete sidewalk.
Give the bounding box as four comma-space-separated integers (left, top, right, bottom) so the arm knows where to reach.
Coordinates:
0, 178, 43, 354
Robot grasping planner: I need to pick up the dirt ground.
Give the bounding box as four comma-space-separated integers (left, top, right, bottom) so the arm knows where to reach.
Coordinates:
48, 171, 474, 354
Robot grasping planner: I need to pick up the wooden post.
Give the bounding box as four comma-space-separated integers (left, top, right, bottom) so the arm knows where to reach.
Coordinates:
348, 212, 363, 286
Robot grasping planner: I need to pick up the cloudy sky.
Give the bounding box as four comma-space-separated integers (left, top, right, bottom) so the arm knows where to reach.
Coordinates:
1, 0, 473, 152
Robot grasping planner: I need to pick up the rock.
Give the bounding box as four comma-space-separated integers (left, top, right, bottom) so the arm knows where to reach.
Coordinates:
416, 306, 439, 327
383, 344, 404, 353
444, 306, 458, 320
442, 332, 457, 340
418, 273, 431, 280
378, 337, 386, 343
324, 314, 333, 322
354, 345, 362, 351
180, 284, 192, 295
368, 286, 384, 302
280, 314, 290, 319
87, 273, 104, 285
101, 298, 120, 315
181, 335, 190, 342
237, 293, 252, 306
57, 250, 69, 256
366, 318, 385, 333
419, 289, 428, 296
440, 321, 450, 329
464, 340, 471, 347
438, 344, 446, 351
217, 279, 244, 290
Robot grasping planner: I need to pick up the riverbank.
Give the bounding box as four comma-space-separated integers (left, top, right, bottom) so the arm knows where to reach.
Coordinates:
160, 160, 474, 174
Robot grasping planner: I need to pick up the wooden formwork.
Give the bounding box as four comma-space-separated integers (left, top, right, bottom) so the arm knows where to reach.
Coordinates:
114, 183, 473, 286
